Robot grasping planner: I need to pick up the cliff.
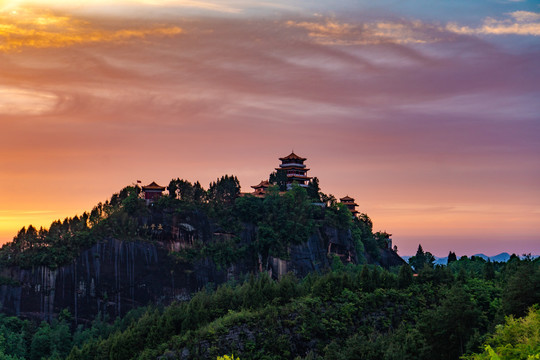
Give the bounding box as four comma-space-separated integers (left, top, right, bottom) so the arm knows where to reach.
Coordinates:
0, 218, 404, 323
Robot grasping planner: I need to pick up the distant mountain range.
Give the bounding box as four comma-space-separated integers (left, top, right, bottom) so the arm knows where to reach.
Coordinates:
401, 252, 539, 265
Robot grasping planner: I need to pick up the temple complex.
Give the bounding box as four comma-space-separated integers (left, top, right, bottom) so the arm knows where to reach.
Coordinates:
142, 181, 166, 204
340, 195, 359, 216
276, 152, 312, 188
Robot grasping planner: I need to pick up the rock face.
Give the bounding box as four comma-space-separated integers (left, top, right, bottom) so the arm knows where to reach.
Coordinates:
0, 218, 404, 323
0, 238, 200, 323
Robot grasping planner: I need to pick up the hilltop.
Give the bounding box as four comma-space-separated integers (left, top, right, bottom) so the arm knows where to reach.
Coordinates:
0, 154, 404, 322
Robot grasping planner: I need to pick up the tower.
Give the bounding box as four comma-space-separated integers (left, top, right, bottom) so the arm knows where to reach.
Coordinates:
340, 195, 359, 216
275, 152, 312, 188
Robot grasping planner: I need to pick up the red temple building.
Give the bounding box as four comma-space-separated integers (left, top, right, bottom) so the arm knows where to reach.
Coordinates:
276, 152, 312, 188
251, 180, 270, 197
340, 195, 359, 216
142, 181, 166, 205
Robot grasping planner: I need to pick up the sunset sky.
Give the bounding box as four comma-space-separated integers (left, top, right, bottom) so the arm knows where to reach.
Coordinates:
1, 0, 539, 256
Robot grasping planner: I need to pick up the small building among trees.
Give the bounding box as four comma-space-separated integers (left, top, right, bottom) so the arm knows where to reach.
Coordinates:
251, 180, 270, 197
340, 195, 359, 216
142, 181, 166, 205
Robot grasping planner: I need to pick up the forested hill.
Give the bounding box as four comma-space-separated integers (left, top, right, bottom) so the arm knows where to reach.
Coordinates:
0, 176, 538, 360
0, 249, 538, 360
0, 176, 403, 321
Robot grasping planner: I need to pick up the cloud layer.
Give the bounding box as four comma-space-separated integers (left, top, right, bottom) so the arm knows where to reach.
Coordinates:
447, 11, 540, 36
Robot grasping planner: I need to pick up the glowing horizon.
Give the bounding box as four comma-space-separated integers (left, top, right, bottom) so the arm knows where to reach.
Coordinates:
1, 0, 538, 257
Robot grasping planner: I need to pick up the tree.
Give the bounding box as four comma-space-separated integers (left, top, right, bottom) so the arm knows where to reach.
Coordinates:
408, 244, 435, 271
234, 195, 263, 224
320, 192, 337, 207
447, 251, 457, 264
30, 322, 52, 360
374, 231, 391, 248
360, 265, 373, 292
268, 170, 288, 191
208, 175, 240, 206
463, 306, 540, 360
483, 260, 495, 281
397, 264, 413, 289
418, 284, 482, 359
502, 261, 540, 317
192, 181, 206, 203
325, 203, 352, 230
256, 185, 315, 267
306, 177, 321, 201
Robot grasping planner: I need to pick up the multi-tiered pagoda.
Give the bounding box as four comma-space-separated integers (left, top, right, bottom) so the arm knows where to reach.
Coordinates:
276, 152, 312, 188
340, 195, 359, 216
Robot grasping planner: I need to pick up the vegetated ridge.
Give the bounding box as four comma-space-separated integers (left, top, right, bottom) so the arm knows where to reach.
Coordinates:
0, 174, 537, 359
0, 171, 403, 323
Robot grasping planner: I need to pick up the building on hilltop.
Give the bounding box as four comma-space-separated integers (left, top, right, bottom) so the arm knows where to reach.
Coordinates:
276, 152, 312, 188
340, 195, 359, 216
142, 181, 166, 205
251, 180, 270, 198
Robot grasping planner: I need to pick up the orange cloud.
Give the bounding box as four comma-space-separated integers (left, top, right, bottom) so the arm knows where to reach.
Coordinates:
0, 86, 57, 115
447, 11, 540, 36
0, 7, 182, 52
286, 18, 442, 45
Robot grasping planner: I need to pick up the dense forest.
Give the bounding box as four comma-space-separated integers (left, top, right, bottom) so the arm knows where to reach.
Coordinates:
0, 255, 537, 359
0, 175, 538, 359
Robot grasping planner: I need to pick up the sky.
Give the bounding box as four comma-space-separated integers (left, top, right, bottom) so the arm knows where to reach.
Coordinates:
0, 0, 539, 256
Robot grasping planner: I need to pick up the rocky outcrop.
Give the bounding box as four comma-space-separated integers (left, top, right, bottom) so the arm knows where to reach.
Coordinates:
0, 238, 203, 323
0, 218, 404, 322
268, 226, 358, 279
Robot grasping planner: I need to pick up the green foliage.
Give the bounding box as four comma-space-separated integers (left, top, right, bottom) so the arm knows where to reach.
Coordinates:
464, 306, 540, 360
268, 170, 288, 192
208, 175, 241, 207
234, 195, 263, 224
484, 261, 496, 281
408, 244, 435, 271
418, 284, 483, 359
354, 214, 380, 260
501, 260, 540, 317
324, 203, 352, 230
306, 177, 322, 202
29, 319, 72, 360
0, 315, 28, 360
0, 186, 146, 269
0, 255, 531, 360
397, 264, 413, 289
255, 185, 315, 264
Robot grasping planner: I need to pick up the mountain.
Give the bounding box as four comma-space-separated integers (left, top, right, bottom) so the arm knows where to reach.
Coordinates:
434, 256, 448, 265
401, 252, 535, 265
401, 255, 447, 265
0, 180, 405, 322
490, 252, 511, 262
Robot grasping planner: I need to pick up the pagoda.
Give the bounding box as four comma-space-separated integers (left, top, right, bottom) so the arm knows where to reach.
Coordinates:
276, 152, 312, 188
142, 181, 166, 204
251, 180, 270, 197
340, 195, 359, 216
